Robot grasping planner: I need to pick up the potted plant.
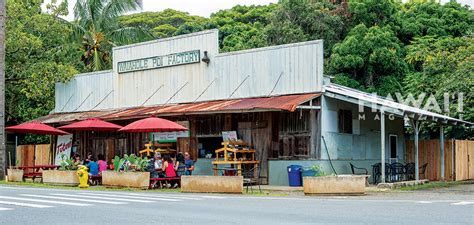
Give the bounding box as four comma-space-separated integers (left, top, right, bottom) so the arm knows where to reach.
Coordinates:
42, 154, 79, 186
102, 154, 150, 188
303, 164, 367, 195
7, 160, 23, 182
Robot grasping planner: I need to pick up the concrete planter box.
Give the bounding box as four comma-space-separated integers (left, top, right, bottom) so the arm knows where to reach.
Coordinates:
181, 176, 243, 194
102, 171, 150, 188
43, 170, 79, 186
303, 175, 367, 195
7, 169, 24, 182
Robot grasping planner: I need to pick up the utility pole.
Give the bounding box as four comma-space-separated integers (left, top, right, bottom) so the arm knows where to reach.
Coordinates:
0, 0, 5, 180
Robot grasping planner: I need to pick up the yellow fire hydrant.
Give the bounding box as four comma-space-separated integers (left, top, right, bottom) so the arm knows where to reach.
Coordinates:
76, 165, 89, 188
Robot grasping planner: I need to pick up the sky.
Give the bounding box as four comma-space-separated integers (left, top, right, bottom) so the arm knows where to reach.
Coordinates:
47, 0, 472, 21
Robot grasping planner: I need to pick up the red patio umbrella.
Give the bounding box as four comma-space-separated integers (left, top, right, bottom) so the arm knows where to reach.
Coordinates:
6, 121, 70, 135
58, 118, 123, 131
119, 116, 188, 133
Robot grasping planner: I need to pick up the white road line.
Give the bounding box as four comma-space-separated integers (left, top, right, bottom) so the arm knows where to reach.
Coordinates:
0, 207, 14, 211
53, 193, 153, 203
451, 201, 474, 206
0, 200, 53, 208
0, 196, 91, 207
416, 201, 432, 204
21, 194, 127, 205
123, 193, 201, 200
76, 192, 182, 202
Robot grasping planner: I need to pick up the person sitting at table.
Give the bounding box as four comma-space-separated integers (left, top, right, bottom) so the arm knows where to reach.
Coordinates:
175, 152, 185, 176
72, 154, 83, 167
154, 152, 163, 170
83, 152, 92, 166
184, 152, 194, 176
97, 154, 107, 174
162, 154, 178, 188
87, 156, 99, 176
147, 156, 159, 178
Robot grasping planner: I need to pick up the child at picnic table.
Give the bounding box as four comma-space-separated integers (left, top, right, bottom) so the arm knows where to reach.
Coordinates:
72, 154, 83, 167
87, 156, 99, 176
97, 154, 107, 174
83, 152, 92, 165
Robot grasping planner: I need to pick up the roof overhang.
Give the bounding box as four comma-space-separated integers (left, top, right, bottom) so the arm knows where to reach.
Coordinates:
324, 84, 473, 127
37, 93, 321, 125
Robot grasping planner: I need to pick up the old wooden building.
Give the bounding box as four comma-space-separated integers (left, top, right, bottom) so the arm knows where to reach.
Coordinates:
38, 30, 473, 185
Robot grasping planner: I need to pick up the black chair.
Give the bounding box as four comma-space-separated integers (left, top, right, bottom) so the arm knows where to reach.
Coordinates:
350, 163, 368, 175
243, 166, 262, 193
372, 163, 391, 184
405, 163, 415, 180
390, 162, 405, 182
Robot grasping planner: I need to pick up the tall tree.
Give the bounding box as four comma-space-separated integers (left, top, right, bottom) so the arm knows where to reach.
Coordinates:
5, 0, 80, 128
265, 0, 347, 57
348, 0, 400, 27
403, 36, 473, 138
394, 0, 473, 44
119, 9, 206, 38
329, 24, 407, 95
69, 0, 152, 71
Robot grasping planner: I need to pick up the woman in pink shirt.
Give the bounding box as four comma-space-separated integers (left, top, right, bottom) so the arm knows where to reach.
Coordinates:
97, 154, 108, 174
162, 154, 178, 188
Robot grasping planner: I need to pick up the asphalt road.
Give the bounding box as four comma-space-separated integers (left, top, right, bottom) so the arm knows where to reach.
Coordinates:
0, 185, 472, 225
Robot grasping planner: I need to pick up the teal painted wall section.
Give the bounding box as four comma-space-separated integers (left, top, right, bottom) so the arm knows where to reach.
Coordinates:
193, 159, 214, 175
268, 159, 395, 186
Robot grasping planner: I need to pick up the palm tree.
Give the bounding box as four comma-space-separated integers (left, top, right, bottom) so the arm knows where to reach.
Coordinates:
70, 0, 152, 71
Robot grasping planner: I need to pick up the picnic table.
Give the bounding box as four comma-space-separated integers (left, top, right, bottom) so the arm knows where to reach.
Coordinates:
17, 165, 58, 181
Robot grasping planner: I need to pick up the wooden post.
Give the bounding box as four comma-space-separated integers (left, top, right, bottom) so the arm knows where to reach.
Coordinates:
310, 109, 317, 158
381, 111, 385, 183
440, 125, 445, 180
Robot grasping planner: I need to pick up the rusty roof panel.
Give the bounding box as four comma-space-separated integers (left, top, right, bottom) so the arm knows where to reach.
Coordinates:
39, 93, 320, 124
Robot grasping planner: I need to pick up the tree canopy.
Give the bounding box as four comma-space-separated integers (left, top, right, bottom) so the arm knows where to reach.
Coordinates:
69, 0, 152, 71
6, 0, 80, 124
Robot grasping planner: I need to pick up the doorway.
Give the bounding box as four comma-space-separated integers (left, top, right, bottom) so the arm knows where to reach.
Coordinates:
389, 135, 397, 161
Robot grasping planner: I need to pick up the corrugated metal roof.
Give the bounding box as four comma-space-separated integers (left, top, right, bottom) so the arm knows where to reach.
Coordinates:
38, 93, 320, 124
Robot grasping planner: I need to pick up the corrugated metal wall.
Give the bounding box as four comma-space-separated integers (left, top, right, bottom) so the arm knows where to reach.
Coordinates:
55, 29, 324, 112
55, 70, 114, 112
213, 41, 323, 100
113, 30, 220, 109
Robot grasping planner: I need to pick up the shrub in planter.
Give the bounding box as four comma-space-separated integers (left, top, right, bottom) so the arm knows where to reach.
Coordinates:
102, 154, 150, 188
43, 154, 79, 186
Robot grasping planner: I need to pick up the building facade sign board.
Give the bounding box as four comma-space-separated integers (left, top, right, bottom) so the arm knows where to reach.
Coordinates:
117, 50, 200, 73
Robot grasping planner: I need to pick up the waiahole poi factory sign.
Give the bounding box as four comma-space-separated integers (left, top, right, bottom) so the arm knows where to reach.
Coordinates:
117, 50, 201, 73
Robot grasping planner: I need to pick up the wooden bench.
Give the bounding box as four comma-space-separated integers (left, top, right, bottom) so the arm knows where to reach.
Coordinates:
18, 165, 58, 182
149, 177, 181, 189
23, 172, 42, 181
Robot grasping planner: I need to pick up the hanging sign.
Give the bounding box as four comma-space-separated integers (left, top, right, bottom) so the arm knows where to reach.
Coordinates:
152, 121, 190, 142
117, 50, 201, 73
54, 134, 73, 165
222, 131, 238, 142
